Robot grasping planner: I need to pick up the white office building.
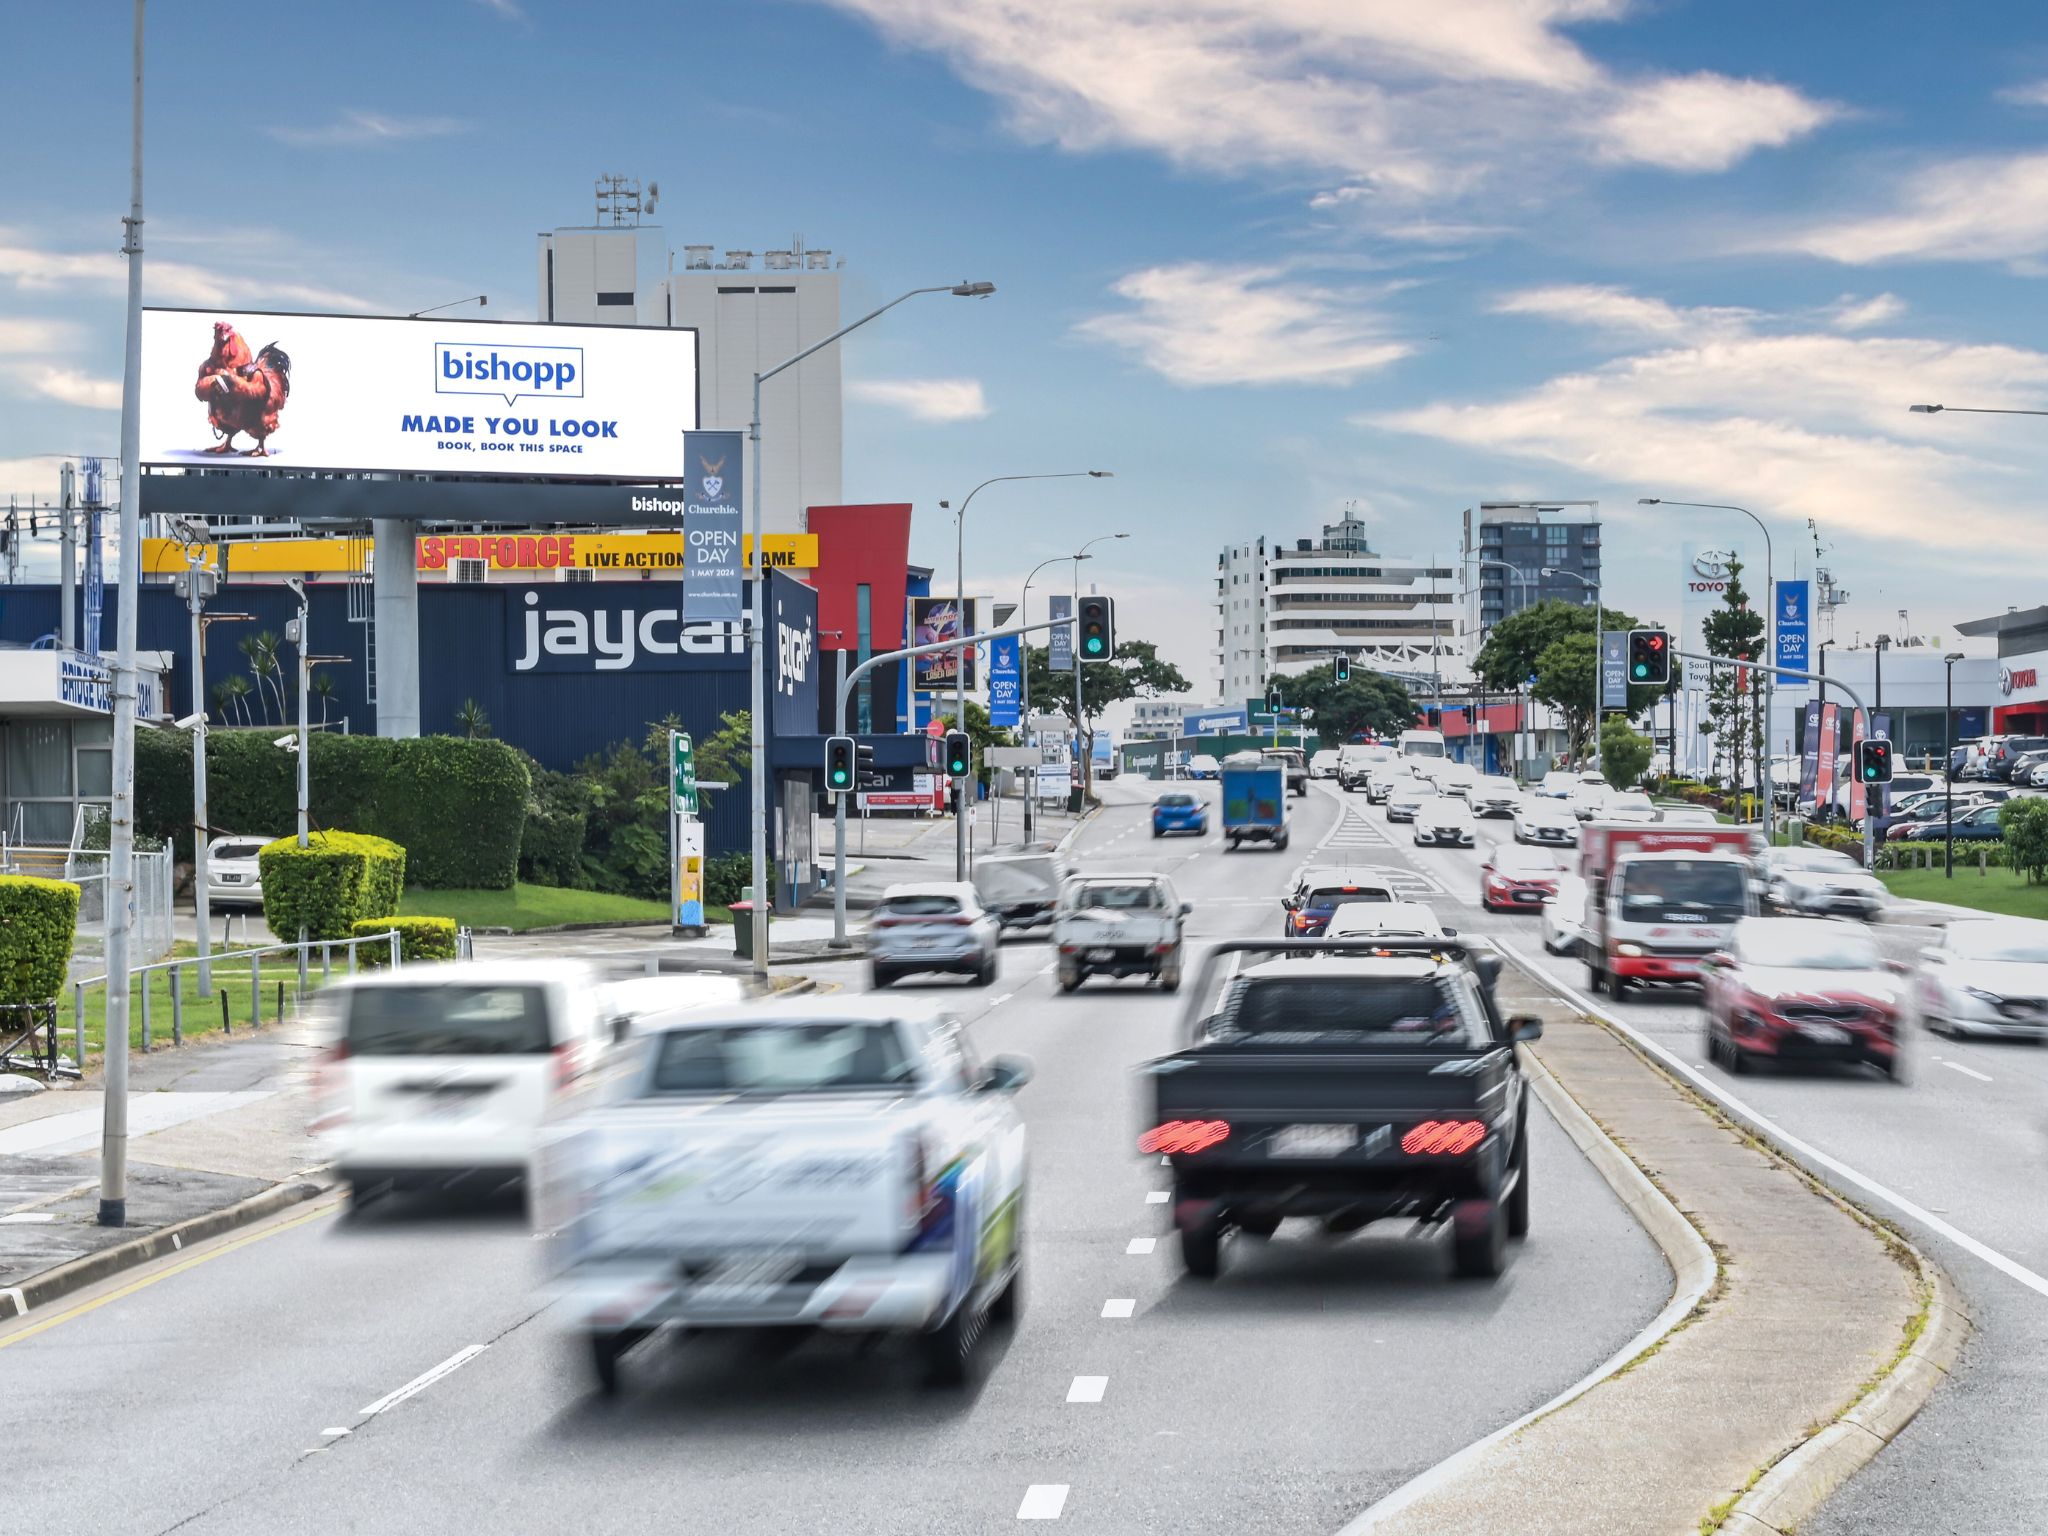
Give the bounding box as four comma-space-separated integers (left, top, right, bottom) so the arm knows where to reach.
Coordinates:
537, 184, 843, 536
1213, 516, 1458, 702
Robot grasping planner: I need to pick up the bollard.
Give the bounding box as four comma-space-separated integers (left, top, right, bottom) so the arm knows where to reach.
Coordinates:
252, 951, 262, 1027
140, 977, 152, 1053
221, 987, 231, 1035
389, 931, 400, 969
322, 942, 331, 984
348, 940, 358, 976
1980, 849, 1988, 876
171, 962, 184, 1046
73, 982, 85, 1068
276, 981, 285, 1021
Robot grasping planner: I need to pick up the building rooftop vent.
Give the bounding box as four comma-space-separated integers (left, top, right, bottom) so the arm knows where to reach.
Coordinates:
682, 245, 713, 270
720, 250, 755, 270
805, 250, 832, 269
1297, 539, 1312, 551
764, 250, 797, 271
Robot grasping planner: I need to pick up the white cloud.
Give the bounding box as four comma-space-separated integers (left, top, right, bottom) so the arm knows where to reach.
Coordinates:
847, 377, 990, 422
1076, 262, 1412, 387
0, 228, 380, 311
1595, 73, 1835, 172
1782, 151, 2048, 265
1998, 80, 2048, 107
1373, 299, 2048, 550
22, 365, 119, 410
269, 111, 468, 148
0, 318, 74, 354
1825, 292, 1905, 332
472, 0, 526, 17
813, 1, 1828, 202
1492, 283, 1756, 340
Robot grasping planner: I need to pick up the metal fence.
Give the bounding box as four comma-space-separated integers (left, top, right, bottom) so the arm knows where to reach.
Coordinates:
61, 849, 177, 976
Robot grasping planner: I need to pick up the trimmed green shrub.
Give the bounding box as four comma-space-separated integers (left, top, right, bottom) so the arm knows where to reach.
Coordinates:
0, 876, 80, 1004
351, 915, 459, 965
375, 737, 530, 889
259, 832, 408, 941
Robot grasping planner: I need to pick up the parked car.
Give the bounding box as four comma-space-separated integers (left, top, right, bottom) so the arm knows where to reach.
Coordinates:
1700, 918, 1906, 1079
1541, 874, 1589, 956
1310, 749, 1342, 780
1469, 775, 1522, 818
1900, 802, 2005, 843
1413, 796, 1477, 847
1386, 780, 1436, 824
315, 960, 610, 1212
1757, 846, 1886, 920
534, 997, 1030, 1394
1188, 753, 1222, 780
1914, 918, 2048, 1042
1514, 800, 1580, 847
1986, 736, 2048, 782
972, 851, 1066, 935
869, 883, 1001, 988
1480, 843, 1565, 913
205, 834, 278, 910
1054, 873, 1190, 991
1151, 791, 1208, 839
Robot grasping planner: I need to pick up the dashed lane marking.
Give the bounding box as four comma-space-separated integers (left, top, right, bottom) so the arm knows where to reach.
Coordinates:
1941, 1060, 1993, 1083
1017, 1485, 1070, 1520
358, 1344, 489, 1419
1101, 1299, 1136, 1319
1145, 1191, 1168, 1204
1067, 1375, 1109, 1404
1125, 1237, 1156, 1255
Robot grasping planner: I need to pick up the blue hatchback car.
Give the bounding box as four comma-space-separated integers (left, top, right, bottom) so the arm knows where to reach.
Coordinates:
1152, 791, 1208, 838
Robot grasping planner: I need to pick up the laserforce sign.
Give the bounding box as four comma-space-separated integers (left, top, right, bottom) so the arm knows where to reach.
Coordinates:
138, 308, 697, 480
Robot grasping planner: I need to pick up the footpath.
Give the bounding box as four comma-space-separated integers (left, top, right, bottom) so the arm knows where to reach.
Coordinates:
1351, 958, 1959, 1536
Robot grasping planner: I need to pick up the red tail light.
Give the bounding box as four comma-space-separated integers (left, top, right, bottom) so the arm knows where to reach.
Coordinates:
1139, 1120, 1230, 1155
551, 1042, 578, 1094
1402, 1120, 1486, 1156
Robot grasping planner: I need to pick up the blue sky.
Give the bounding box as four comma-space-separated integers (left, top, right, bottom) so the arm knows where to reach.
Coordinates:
7, 0, 2048, 692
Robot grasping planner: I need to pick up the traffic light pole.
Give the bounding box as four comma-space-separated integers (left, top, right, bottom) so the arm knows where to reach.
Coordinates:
829, 615, 1078, 948
1675, 649, 1876, 868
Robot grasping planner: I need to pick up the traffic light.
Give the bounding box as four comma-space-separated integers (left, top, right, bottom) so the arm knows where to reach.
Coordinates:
944, 731, 973, 777
1077, 595, 1115, 661
1854, 738, 1894, 784
825, 736, 856, 793
1627, 628, 1671, 686
1333, 654, 1351, 684
1266, 686, 1283, 715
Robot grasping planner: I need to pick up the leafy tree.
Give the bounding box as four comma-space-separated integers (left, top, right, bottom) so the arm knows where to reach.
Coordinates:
216, 673, 252, 726
455, 698, 492, 739
310, 671, 335, 728
932, 698, 1006, 788
1025, 637, 1190, 792
1702, 556, 1766, 790
1600, 714, 1653, 789
1475, 597, 1674, 760
1265, 667, 1414, 743
2000, 798, 2048, 883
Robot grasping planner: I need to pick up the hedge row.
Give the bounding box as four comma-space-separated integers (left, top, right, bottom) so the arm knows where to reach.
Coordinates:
352, 915, 459, 965
0, 876, 79, 1005
138, 730, 529, 889
259, 832, 407, 941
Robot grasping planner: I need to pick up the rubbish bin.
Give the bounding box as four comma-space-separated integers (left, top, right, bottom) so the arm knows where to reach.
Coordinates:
730, 901, 755, 962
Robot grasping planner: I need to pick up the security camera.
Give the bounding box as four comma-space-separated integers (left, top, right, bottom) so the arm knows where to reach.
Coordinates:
168, 515, 210, 546
273, 734, 299, 751
173, 711, 204, 729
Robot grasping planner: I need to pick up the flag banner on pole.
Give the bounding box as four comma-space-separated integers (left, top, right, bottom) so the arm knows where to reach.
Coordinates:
680, 430, 744, 622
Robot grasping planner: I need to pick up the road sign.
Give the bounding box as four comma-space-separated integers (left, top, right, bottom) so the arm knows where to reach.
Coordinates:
671, 731, 699, 816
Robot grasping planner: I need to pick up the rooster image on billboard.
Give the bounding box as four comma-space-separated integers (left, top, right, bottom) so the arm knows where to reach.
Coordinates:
139, 308, 697, 481
912, 597, 976, 692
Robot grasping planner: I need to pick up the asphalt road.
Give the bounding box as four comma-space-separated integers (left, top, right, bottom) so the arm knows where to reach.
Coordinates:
0, 778, 1667, 1536
1309, 775, 2048, 1536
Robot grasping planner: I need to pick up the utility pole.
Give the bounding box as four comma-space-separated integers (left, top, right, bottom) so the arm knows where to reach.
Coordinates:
176, 551, 220, 994
58, 463, 77, 649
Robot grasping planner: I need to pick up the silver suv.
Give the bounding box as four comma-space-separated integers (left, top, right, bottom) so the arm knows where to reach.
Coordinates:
868, 882, 1001, 989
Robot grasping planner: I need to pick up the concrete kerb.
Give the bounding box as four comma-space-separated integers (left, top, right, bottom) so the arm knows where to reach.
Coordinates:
1339, 1050, 1718, 1534
1491, 941, 1970, 1536
0, 1171, 333, 1322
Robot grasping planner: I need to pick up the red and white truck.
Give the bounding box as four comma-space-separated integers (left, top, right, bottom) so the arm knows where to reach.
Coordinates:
1578, 824, 1761, 999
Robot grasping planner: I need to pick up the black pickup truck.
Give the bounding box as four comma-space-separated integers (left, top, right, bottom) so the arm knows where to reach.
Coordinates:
1138, 938, 1540, 1280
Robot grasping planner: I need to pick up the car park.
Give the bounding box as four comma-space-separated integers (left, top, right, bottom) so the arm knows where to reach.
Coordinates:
1758, 846, 1886, 920
1151, 791, 1208, 838
534, 997, 1030, 1394
205, 833, 278, 910
1054, 873, 1191, 990
1469, 775, 1522, 818
1386, 780, 1435, 824
1284, 873, 1402, 937
1514, 800, 1580, 847
315, 960, 610, 1212
869, 883, 1001, 988
1914, 918, 2048, 1042
1900, 802, 2005, 843
1414, 796, 1477, 847
1700, 917, 1906, 1079
1310, 749, 1341, 780
1139, 938, 1538, 1280
972, 851, 1067, 934
1480, 843, 1565, 912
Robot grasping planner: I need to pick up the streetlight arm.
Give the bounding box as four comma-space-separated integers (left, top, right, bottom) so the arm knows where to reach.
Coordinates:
759, 284, 973, 388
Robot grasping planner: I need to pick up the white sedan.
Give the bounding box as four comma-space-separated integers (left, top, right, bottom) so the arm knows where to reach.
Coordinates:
1603, 791, 1660, 824
1386, 780, 1435, 823
1915, 918, 2048, 1042
1324, 901, 1448, 940
1514, 801, 1580, 848
1413, 796, 1477, 847
1310, 749, 1341, 779
1469, 775, 1522, 818
1567, 783, 1614, 822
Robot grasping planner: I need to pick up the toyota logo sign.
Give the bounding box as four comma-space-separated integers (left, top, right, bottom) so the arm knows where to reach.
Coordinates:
1691, 549, 1732, 580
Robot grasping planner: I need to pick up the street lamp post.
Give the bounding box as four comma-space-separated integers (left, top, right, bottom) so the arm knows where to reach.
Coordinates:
1542, 567, 1603, 775
1019, 554, 1078, 840
1944, 652, 1966, 877
1641, 498, 1777, 834
1910, 403, 2048, 417
745, 279, 992, 978
946, 471, 1111, 879
1071, 533, 1129, 807
1471, 556, 1533, 773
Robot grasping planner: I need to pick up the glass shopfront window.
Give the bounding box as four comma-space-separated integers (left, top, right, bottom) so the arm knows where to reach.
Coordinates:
2, 717, 116, 845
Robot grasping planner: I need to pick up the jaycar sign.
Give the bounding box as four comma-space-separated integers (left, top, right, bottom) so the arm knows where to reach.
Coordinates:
769, 569, 820, 738
507, 589, 742, 673
139, 308, 697, 480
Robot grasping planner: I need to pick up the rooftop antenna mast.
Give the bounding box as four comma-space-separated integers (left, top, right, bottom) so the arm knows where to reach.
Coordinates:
1808, 517, 1848, 643
594, 173, 659, 227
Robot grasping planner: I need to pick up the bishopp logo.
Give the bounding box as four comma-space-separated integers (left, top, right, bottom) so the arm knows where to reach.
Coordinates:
435, 342, 584, 405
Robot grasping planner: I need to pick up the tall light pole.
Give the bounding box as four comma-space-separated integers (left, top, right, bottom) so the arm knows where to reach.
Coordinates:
1470, 556, 1533, 774
945, 471, 1111, 878
745, 279, 992, 977
1542, 567, 1603, 774
1072, 533, 1129, 807
1944, 652, 1965, 877
100, 0, 146, 1229
1640, 498, 1776, 833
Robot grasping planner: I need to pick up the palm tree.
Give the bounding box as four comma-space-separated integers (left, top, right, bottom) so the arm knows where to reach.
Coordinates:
455, 698, 492, 739
310, 670, 335, 727
219, 673, 252, 726
209, 680, 235, 725
238, 633, 275, 723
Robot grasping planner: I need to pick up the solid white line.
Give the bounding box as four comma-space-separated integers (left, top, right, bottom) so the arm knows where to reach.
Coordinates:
1941, 1059, 1993, 1083
1067, 1375, 1108, 1404
322, 1427, 351, 1438
1144, 1190, 1168, 1204
357, 1344, 488, 1418
1499, 940, 2048, 1302
1101, 1298, 1136, 1319
1017, 1484, 1070, 1520
1125, 1237, 1156, 1255
0, 1213, 54, 1224
991, 992, 1015, 1006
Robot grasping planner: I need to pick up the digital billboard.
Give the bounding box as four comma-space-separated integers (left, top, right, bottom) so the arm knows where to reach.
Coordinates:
912, 597, 976, 692
139, 308, 696, 480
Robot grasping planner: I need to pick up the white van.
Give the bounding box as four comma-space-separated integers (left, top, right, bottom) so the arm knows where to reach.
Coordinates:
316, 960, 610, 1211
1397, 728, 1447, 760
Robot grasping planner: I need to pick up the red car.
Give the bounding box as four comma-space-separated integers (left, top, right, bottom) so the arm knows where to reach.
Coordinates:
1700, 917, 1907, 1079
1479, 843, 1564, 913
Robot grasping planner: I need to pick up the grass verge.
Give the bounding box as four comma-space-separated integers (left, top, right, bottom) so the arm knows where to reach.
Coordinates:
1880, 864, 2048, 919
398, 882, 677, 931
55, 939, 347, 1063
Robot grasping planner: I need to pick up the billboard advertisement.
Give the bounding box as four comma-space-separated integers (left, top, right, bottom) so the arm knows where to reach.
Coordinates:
680, 430, 744, 622
769, 569, 818, 739
988, 635, 1022, 727
1774, 580, 1810, 674
1182, 707, 1248, 735
1048, 595, 1073, 673
1800, 700, 1822, 801
1600, 632, 1628, 709
139, 308, 697, 480
912, 597, 976, 692
1815, 702, 1839, 810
